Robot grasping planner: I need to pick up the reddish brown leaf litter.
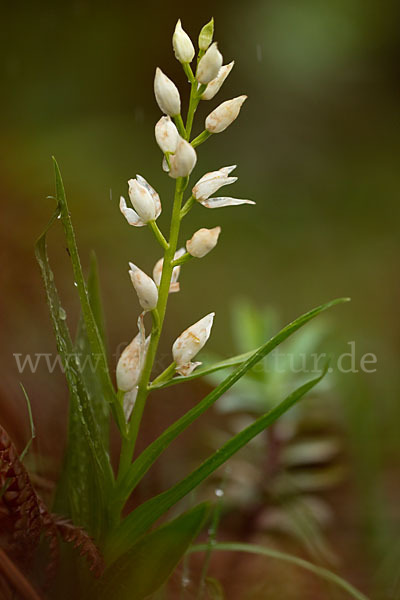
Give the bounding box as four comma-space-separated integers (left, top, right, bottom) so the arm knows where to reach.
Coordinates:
0, 424, 104, 595
0, 425, 42, 560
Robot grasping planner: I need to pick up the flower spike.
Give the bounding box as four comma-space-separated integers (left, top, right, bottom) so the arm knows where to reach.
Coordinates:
173, 313, 215, 376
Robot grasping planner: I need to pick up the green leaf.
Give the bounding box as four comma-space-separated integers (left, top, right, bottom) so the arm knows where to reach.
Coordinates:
52, 158, 125, 433
113, 298, 348, 514
150, 350, 257, 391
106, 367, 328, 562
93, 504, 209, 600
150, 298, 349, 391
54, 254, 110, 535
75, 252, 110, 449
35, 209, 114, 538
189, 543, 369, 600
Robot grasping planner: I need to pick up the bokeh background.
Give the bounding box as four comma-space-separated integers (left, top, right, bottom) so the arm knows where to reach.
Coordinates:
1, 0, 400, 597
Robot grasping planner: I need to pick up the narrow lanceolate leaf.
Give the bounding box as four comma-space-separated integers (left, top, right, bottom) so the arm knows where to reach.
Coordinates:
35, 211, 114, 538
149, 350, 256, 390
94, 504, 208, 600
75, 252, 110, 448
106, 368, 328, 562
52, 158, 118, 413
150, 298, 349, 391
54, 254, 110, 536
112, 298, 348, 513
189, 543, 369, 600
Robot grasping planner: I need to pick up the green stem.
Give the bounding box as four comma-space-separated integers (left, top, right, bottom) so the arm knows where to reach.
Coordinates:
116, 178, 186, 486
180, 195, 196, 219
174, 114, 186, 138
148, 220, 169, 250
150, 362, 177, 388
182, 62, 196, 84
191, 130, 212, 148
171, 252, 192, 268
185, 81, 202, 140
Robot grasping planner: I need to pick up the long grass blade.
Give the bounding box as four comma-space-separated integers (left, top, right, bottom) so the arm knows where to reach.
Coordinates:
188, 542, 369, 600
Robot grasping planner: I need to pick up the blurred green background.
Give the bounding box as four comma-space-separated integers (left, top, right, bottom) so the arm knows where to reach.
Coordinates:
1, 0, 400, 596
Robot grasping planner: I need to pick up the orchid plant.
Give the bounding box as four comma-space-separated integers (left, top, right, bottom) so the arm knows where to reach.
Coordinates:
27, 17, 363, 600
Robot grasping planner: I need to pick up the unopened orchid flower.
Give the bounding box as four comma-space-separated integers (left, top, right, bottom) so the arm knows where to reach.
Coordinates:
129, 263, 158, 311
153, 248, 185, 293
205, 95, 247, 133
169, 138, 197, 178
172, 313, 215, 376
116, 315, 149, 420
120, 175, 161, 227
196, 42, 223, 84
173, 20, 195, 64
154, 68, 181, 117
116, 319, 149, 393
186, 227, 221, 258
201, 61, 234, 101
192, 166, 255, 209
155, 116, 179, 154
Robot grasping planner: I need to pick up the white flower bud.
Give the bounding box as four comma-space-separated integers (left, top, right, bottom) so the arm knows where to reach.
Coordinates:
169, 138, 197, 178
205, 95, 247, 133
172, 312, 215, 376
186, 226, 221, 258
192, 165, 237, 201
173, 19, 195, 63
201, 61, 234, 101
116, 337, 142, 392
120, 175, 161, 227
129, 263, 158, 311
196, 43, 223, 84
154, 68, 181, 116
123, 388, 137, 422
116, 315, 149, 393
153, 248, 185, 293
155, 116, 179, 154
